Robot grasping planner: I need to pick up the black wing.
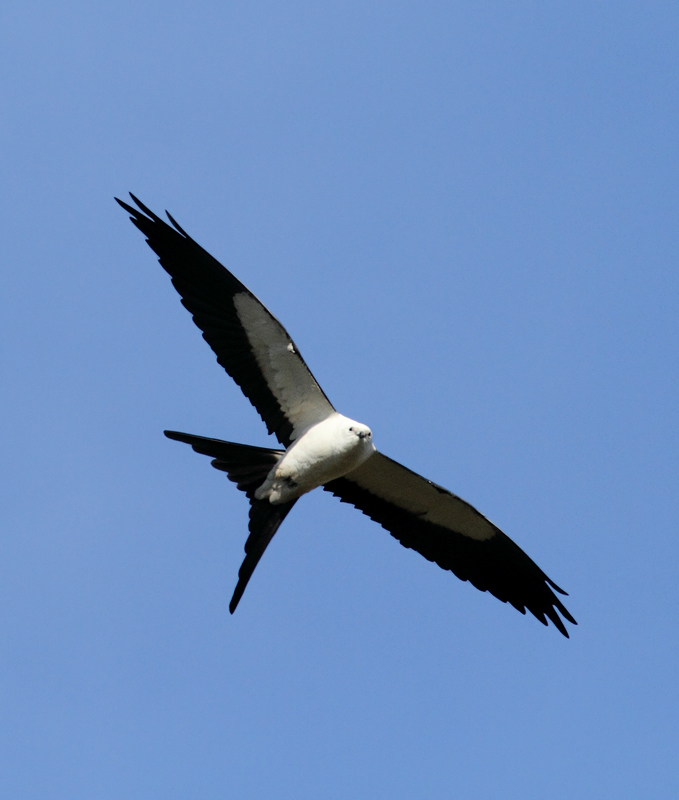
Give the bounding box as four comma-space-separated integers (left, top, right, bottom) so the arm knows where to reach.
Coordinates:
325, 452, 576, 636
118, 195, 335, 447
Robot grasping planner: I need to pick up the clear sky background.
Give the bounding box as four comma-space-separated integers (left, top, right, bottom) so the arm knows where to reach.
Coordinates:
1, 2, 677, 798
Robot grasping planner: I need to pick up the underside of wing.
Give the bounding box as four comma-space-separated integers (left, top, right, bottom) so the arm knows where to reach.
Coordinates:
118, 194, 335, 446
324, 452, 576, 636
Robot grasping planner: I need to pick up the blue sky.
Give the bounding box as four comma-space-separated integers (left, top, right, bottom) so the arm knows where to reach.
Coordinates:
1, 1, 677, 797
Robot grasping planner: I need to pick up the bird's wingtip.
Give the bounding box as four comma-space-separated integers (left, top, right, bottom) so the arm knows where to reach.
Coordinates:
165, 209, 188, 236
115, 195, 136, 215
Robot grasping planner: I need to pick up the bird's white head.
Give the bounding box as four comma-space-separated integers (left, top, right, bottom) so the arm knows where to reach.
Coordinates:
347, 422, 374, 456
348, 423, 372, 441
325, 414, 375, 462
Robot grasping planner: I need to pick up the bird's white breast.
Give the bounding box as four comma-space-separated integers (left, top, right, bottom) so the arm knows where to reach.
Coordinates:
255, 413, 375, 504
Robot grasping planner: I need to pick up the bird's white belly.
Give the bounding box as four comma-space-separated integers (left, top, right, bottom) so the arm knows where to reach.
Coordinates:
255, 413, 375, 504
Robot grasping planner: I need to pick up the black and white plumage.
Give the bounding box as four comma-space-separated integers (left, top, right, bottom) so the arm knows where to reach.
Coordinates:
117, 194, 576, 636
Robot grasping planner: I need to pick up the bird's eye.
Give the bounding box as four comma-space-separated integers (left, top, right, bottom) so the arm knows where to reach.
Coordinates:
349, 427, 354, 431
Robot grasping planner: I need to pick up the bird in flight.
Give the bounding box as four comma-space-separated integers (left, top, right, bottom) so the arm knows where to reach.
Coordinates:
117, 194, 576, 636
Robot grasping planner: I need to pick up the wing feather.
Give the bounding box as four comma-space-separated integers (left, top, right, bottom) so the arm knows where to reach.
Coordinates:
324, 452, 576, 636
117, 195, 335, 446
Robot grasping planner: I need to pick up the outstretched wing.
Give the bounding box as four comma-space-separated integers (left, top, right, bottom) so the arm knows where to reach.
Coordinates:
324, 452, 576, 636
117, 194, 335, 446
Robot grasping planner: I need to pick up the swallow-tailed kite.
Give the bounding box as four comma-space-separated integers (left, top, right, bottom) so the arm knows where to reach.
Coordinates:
117, 194, 576, 636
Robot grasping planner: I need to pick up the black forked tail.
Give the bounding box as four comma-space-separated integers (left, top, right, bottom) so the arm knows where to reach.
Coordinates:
164, 430, 284, 497
164, 430, 297, 612
229, 498, 297, 613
